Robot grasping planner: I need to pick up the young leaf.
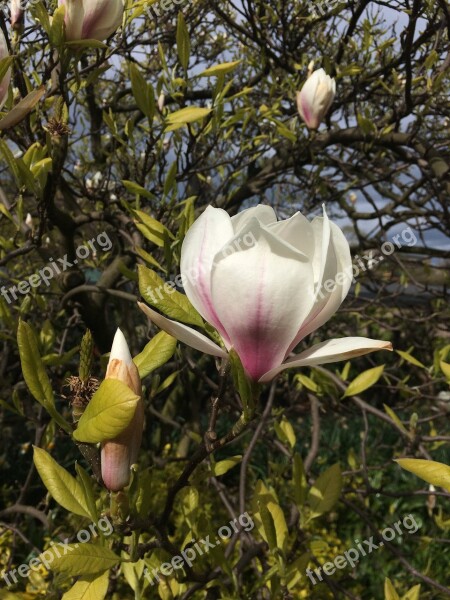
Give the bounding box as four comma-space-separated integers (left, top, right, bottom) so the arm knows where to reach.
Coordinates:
199, 60, 242, 77
403, 584, 421, 600
396, 458, 450, 492
73, 379, 140, 444
176, 13, 190, 70
33, 447, 91, 519
343, 365, 384, 397
212, 455, 242, 477
41, 543, 120, 577
138, 264, 203, 327
165, 107, 212, 132
384, 578, 400, 600
133, 210, 173, 247
18, 320, 54, 408
396, 350, 426, 369
61, 571, 109, 600
129, 63, 155, 120
134, 330, 177, 379
308, 463, 342, 519
252, 480, 288, 553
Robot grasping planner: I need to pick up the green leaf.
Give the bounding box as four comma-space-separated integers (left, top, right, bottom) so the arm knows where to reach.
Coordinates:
402, 584, 421, 600
65, 39, 108, 49
138, 264, 203, 327
33, 447, 91, 518
229, 349, 260, 418
308, 463, 342, 519
0, 87, 46, 131
295, 373, 319, 392
0, 57, 13, 83
440, 360, 450, 380
384, 578, 400, 600
61, 571, 109, 600
252, 480, 288, 553
384, 404, 409, 436
258, 500, 277, 552
41, 543, 120, 577
49, 4, 66, 46
396, 350, 426, 369
343, 365, 384, 397
212, 455, 242, 477
17, 321, 70, 432
75, 463, 98, 522
176, 12, 190, 70
122, 179, 154, 200
396, 458, 450, 493
73, 379, 140, 444
165, 107, 212, 132
133, 210, 173, 247
134, 331, 177, 379
18, 320, 54, 408
292, 453, 308, 508
129, 63, 155, 120
199, 60, 242, 77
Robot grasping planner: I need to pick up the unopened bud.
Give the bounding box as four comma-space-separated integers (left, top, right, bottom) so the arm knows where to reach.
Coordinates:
101, 328, 144, 492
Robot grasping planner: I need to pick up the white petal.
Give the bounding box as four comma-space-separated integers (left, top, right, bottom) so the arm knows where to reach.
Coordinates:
61, 0, 84, 41
109, 328, 133, 365
266, 211, 315, 258
259, 337, 392, 382
180, 205, 233, 341
287, 208, 352, 353
210, 218, 315, 380
231, 205, 277, 233
138, 302, 227, 358
297, 219, 352, 340
81, 0, 123, 41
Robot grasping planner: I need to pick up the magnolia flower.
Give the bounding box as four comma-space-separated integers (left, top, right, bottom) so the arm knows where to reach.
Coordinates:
297, 68, 336, 130
0, 30, 11, 110
101, 329, 144, 492
139, 205, 392, 383
58, 0, 124, 42
11, 0, 24, 30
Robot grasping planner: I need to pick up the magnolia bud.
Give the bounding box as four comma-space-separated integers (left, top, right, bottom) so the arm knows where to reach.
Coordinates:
101, 329, 144, 492
157, 92, 165, 113
296, 68, 336, 130
58, 0, 124, 42
0, 30, 11, 110
11, 0, 24, 30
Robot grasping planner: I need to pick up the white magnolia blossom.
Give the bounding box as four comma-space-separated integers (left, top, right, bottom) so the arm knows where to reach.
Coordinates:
297, 68, 336, 130
139, 204, 392, 382
58, 0, 124, 42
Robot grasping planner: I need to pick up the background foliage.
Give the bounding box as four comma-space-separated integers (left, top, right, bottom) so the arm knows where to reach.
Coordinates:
0, 0, 449, 598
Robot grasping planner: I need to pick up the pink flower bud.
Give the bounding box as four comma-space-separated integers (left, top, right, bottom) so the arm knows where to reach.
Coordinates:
58, 0, 124, 42
0, 30, 11, 110
11, 0, 24, 29
101, 328, 144, 492
296, 68, 336, 130
11, 0, 24, 30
